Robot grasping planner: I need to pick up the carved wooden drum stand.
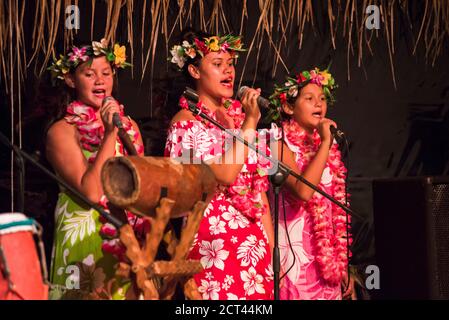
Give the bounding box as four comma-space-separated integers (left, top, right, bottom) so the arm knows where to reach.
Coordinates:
102, 157, 216, 300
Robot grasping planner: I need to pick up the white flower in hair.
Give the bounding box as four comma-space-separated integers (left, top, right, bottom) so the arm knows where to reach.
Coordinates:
288, 85, 298, 98
182, 40, 196, 59
92, 38, 109, 56
170, 45, 186, 68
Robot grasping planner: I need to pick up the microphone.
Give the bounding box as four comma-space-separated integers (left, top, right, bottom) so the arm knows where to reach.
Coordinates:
330, 125, 345, 140
103, 97, 124, 129
102, 96, 138, 156
112, 112, 123, 129
237, 86, 271, 109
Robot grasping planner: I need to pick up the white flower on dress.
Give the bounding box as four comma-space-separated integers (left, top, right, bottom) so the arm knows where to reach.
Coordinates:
224, 275, 234, 285
191, 233, 198, 250
265, 264, 274, 281
218, 204, 227, 211
222, 206, 250, 230
205, 272, 214, 280
203, 205, 211, 218
279, 216, 311, 284
182, 125, 213, 160
321, 167, 333, 187
199, 239, 230, 271
230, 236, 238, 244
198, 280, 221, 300
240, 267, 265, 296
208, 216, 226, 235
237, 235, 267, 267
227, 293, 247, 300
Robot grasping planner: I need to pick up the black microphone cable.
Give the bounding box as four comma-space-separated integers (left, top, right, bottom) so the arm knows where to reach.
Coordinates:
275, 116, 297, 284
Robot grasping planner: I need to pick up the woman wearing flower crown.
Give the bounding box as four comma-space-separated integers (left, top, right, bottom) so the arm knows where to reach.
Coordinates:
165, 30, 274, 300
268, 68, 354, 300
44, 39, 147, 299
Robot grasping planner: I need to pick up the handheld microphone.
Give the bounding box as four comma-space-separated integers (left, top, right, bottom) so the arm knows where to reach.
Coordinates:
237, 86, 271, 109
112, 112, 123, 129
102, 96, 138, 156
330, 125, 345, 140
103, 97, 124, 129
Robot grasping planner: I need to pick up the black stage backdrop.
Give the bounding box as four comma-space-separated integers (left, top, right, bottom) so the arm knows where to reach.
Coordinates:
0, 1, 448, 298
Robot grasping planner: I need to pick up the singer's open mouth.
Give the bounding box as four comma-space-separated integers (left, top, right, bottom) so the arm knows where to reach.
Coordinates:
312, 111, 322, 118
220, 78, 233, 88
93, 89, 106, 99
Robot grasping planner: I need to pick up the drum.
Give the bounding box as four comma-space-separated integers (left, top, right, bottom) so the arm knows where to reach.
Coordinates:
0, 213, 48, 300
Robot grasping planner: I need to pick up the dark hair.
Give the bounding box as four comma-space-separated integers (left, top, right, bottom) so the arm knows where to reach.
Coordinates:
178, 29, 213, 89
277, 80, 306, 119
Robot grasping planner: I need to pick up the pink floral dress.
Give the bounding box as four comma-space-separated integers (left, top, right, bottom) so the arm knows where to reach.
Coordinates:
165, 98, 274, 300
273, 119, 351, 300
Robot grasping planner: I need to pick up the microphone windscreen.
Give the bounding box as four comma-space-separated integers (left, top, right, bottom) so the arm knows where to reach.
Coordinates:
102, 96, 114, 106
237, 86, 249, 100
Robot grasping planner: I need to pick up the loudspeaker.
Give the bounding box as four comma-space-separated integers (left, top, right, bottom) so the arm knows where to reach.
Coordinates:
372, 177, 449, 299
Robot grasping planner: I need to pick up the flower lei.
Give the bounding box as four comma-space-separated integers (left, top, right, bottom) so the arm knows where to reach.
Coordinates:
267, 68, 337, 122
179, 97, 270, 220
64, 100, 147, 261
48, 38, 131, 84
64, 100, 144, 163
170, 35, 245, 69
282, 118, 351, 285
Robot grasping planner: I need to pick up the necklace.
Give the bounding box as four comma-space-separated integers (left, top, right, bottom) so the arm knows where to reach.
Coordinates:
283, 118, 351, 285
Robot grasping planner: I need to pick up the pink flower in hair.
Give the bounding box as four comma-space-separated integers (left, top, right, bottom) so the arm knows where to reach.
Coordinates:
194, 38, 209, 56
309, 69, 325, 86
279, 93, 287, 104
220, 42, 230, 52
69, 47, 89, 62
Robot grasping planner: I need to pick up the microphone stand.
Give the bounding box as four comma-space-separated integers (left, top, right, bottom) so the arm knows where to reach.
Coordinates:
182, 88, 362, 300
0, 131, 124, 230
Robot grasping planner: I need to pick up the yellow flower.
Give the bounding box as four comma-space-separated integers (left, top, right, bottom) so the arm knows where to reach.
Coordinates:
320, 70, 331, 86
113, 44, 127, 66
55, 59, 69, 74
206, 36, 220, 51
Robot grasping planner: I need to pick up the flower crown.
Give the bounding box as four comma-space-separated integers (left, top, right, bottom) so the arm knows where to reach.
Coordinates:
48, 38, 131, 83
267, 68, 337, 121
170, 35, 245, 69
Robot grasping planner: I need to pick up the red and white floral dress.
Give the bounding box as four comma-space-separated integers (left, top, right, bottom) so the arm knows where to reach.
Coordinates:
273, 119, 351, 300
165, 98, 274, 300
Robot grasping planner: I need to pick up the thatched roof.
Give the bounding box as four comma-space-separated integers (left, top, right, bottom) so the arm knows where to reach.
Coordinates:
1, 0, 448, 117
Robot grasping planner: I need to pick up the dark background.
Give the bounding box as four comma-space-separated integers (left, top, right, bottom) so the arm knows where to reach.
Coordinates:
1, 1, 448, 298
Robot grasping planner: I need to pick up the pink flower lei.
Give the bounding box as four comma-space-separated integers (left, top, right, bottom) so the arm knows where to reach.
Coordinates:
64, 100, 144, 162
282, 118, 352, 285
179, 97, 270, 220
64, 100, 147, 261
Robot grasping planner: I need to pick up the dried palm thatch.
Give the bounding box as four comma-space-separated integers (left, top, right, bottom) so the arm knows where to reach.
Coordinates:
1, 1, 448, 97
0, 0, 448, 125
